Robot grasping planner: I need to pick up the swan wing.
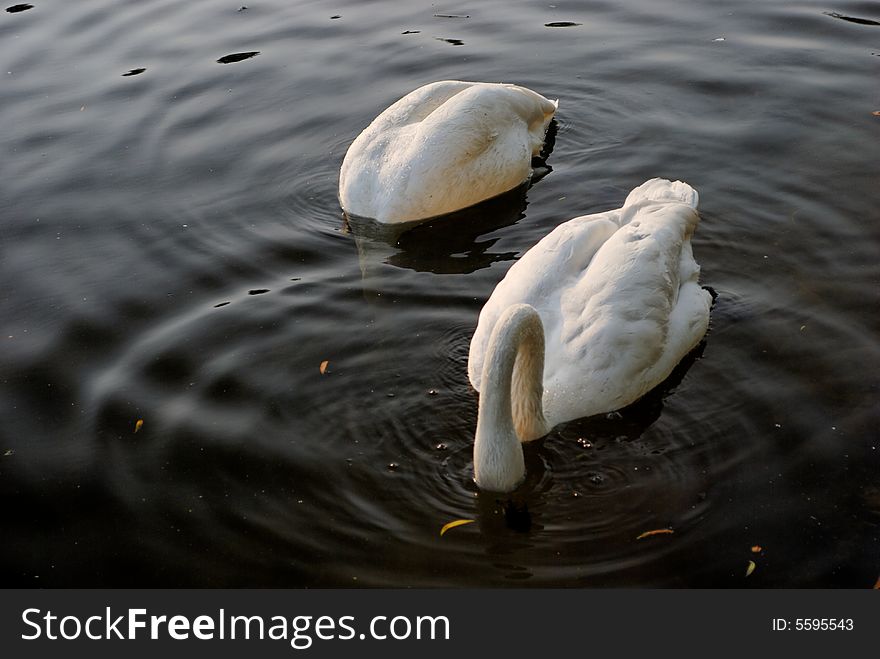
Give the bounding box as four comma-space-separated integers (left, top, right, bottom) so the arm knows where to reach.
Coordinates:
468, 209, 621, 391
545, 183, 709, 421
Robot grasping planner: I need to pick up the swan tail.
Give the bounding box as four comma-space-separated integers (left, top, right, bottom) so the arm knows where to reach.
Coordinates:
624, 178, 699, 209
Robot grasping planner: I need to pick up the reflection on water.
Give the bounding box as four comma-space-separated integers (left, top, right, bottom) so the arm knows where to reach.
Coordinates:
347, 183, 529, 275
1, 0, 879, 587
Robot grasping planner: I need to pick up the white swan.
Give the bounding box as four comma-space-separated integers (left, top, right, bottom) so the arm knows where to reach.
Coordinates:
338, 80, 558, 224
468, 179, 713, 492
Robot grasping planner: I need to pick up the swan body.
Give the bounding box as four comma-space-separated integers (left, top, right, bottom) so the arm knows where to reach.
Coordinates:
468, 179, 712, 491
338, 80, 558, 224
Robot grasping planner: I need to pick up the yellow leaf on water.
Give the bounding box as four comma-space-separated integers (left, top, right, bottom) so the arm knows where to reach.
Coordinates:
134, 419, 144, 433
746, 560, 756, 577
440, 519, 475, 536
319, 360, 329, 374
636, 528, 674, 540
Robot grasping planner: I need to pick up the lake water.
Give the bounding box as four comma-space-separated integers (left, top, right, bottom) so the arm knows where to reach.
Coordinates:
1, 0, 878, 587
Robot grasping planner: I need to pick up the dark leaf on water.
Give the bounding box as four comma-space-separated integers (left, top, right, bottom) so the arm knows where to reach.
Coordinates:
248, 288, 269, 295
402, 30, 420, 34
433, 14, 469, 19
545, 21, 582, 28
122, 68, 146, 77
824, 12, 880, 26
6, 4, 34, 12
435, 37, 464, 46
217, 51, 260, 64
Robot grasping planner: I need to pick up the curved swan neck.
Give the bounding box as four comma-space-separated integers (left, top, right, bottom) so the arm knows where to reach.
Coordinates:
473, 304, 548, 492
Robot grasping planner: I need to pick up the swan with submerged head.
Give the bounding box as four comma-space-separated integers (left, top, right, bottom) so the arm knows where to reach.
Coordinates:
468, 179, 712, 492
339, 80, 557, 224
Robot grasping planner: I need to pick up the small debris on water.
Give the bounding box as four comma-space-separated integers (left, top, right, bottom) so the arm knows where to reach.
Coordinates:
427, 389, 438, 396
387, 462, 399, 471
213, 301, 230, 308
435, 443, 447, 451
545, 21, 581, 27
248, 289, 269, 295
577, 437, 592, 448
6, 4, 34, 13
122, 68, 146, 77
434, 14, 469, 18
824, 11, 880, 27
217, 51, 260, 64
636, 528, 674, 540
435, 37, 464, 46
440, 519, 474, 536
402, 30, 421, 34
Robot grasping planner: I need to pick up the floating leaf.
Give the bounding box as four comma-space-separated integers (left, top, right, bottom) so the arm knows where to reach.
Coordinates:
319, 360, 329, 374
746, 560, 756, 576
636, 528, 674, 540
545, 21, 582, 27
134, 419, 144, 433
751, 545, 763, 553
824, 11, 880, 27
217, 51, 260, 64
440, 519, 474, 536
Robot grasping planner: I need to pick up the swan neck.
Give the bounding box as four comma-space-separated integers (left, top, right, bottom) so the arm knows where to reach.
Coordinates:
473, 304, 548, 492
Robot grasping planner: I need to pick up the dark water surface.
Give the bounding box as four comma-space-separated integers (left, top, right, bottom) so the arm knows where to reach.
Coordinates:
1, 0, 878, 587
